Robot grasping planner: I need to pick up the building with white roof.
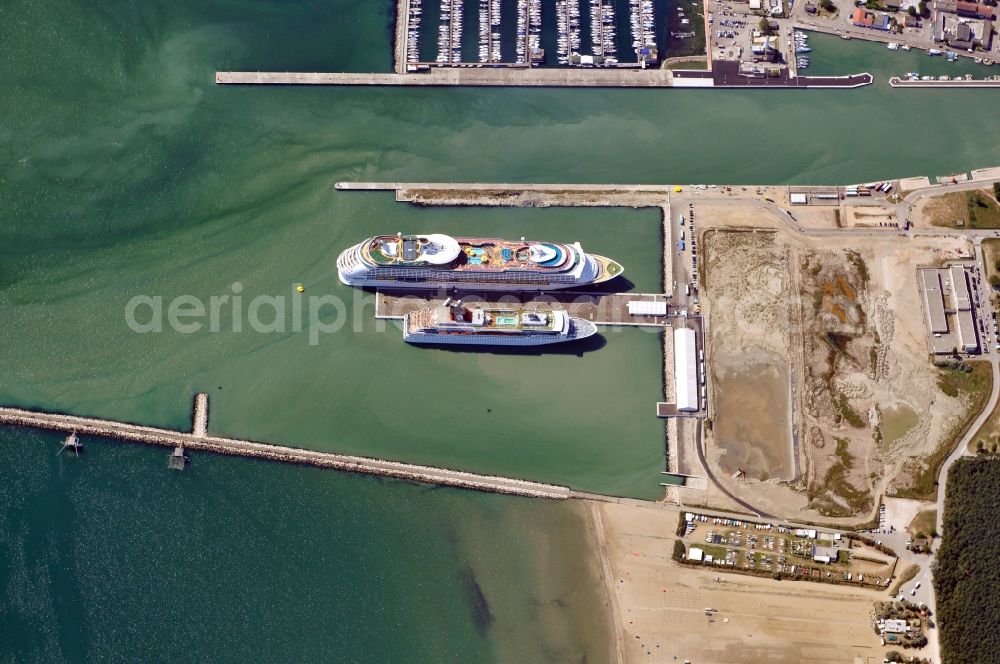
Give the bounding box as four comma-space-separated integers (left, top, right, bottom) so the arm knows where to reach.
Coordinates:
674, 327, 699, 412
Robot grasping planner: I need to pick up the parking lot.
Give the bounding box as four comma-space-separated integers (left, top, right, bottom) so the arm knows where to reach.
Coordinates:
708, 0, 803, 72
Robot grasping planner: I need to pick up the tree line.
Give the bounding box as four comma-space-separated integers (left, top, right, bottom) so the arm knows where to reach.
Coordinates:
933, 457, 1000, 663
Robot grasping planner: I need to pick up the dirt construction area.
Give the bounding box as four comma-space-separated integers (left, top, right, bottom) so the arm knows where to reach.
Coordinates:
696, 201, 980, 522
594, 501, 886, 664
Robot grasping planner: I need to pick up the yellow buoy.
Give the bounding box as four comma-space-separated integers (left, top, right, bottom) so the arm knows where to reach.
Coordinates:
295, 284, 305, 293
674, 186, 683, 193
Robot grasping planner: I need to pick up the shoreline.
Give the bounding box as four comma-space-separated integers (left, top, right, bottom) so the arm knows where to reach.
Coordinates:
588, 501, 627, 664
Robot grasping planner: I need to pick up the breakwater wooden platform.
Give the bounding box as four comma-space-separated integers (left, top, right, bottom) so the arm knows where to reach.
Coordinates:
1, 395, 571, 499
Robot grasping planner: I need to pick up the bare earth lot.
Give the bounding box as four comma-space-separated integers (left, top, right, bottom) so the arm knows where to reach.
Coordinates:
697, 202, 978, 521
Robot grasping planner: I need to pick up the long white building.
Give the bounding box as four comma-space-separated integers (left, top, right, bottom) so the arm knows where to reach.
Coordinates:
674, 327, 699, 412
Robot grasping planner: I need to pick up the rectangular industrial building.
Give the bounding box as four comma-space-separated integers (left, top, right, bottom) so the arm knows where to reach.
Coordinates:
950, 264, 971, 311
956, 309, 979, 352
674, 327, 699, 412
921, 270, 948, 334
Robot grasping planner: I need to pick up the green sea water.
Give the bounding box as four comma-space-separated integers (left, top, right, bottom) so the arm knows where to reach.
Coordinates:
0, 428, 611, 662
3, 0, 1000, 660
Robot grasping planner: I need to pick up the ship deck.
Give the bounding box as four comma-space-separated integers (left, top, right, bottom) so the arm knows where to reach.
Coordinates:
377, 289, 676, 327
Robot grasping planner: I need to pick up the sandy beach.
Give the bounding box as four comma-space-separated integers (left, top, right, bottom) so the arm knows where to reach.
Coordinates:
589, 500, 887, 664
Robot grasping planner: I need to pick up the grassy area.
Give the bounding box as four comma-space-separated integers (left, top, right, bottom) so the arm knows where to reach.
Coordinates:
665, 58, 708, 70
896, 362, 993, 500
666, 0, 705, 58
699, 543, 728, 559
926, 189, 1000, 229
907, 508, 937, 538
935, 457, 1000, 661
926, 192, 969, 228
966, 190, 1000, 229
983, 238, 1000, 292
969, 386, 1000, 454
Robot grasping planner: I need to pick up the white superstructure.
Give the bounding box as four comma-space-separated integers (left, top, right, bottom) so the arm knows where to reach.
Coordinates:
674, 327, 699, 412
403, 302, 598, 346
337, 233, 624, 291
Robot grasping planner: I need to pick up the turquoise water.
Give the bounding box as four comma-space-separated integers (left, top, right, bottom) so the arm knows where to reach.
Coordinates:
0, 427, 612, 662
3, 0, 1000, 660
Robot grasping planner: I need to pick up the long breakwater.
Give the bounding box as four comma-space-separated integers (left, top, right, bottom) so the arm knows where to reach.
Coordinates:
1, 396, 571, 499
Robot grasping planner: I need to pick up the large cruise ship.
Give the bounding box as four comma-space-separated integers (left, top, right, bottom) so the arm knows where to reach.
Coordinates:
403, 300, 598, 346
337, 233, 623, 290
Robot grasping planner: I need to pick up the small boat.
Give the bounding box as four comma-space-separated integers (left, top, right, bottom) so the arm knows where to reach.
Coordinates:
840, 34, 851, 39
795, 30, 807, 38
795, 46, 812, 53
887, 42, 899, 50
927, 48, 943, 56
901, 44, 911, 51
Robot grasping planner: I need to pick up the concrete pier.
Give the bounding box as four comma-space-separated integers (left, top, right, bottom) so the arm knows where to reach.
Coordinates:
192, 392, 209, 437
216, 69, 674, 87
336, 181, 677, 192
0, 399, 570, 499
215, 67, 871, 89
376, 290, 671, 327
889, 76, 1000, 88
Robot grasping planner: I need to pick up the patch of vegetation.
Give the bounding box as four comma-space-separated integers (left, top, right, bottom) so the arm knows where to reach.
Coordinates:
885, 652, 930, 664
846, 250, 869, 289
934, 457, 1000, 662
833, 392, 865, 428
665, 58, 708, 70
907, 508, 937, 539
937, 361, 989, 397
966, 190, 1000, 229
809, 437, 872, 516
673, 540, 686, 561
676, 512, 688, 536
970, 387, 1000, 454
897, 363, 992, 500
926, 191, 970, 228
983, 239, 1000, 292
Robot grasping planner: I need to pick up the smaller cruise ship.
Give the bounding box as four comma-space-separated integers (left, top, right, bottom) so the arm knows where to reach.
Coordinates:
403, 300, 597, 346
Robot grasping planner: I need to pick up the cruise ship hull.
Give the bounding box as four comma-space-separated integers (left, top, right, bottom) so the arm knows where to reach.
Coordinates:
337, 235, 624, 291
338, 257, 620, 291
403, 317, 598, 346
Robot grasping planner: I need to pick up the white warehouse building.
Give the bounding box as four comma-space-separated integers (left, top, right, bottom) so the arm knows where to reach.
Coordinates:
674, 327, 699, 412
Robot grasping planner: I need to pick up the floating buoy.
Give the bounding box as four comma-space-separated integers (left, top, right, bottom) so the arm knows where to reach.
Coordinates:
295, 284, 305, 293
